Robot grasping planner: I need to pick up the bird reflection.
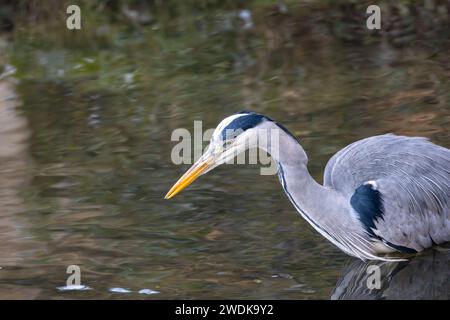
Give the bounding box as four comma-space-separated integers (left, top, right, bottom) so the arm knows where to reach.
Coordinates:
331, 247, 450, 300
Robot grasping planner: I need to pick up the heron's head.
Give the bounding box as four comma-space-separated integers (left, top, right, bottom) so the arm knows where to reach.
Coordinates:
165, 111, 273, 199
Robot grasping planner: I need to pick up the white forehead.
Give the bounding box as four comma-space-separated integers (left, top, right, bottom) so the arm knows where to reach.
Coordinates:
211, 113, 248, 141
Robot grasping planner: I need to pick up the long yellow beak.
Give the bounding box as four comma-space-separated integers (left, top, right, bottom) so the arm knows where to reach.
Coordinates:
164, 157, 213, 199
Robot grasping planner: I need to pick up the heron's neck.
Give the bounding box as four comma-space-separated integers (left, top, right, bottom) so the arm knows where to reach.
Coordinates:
261, 123, 353, 241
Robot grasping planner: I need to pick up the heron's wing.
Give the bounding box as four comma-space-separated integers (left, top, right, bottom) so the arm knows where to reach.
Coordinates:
324, 134, 450, 252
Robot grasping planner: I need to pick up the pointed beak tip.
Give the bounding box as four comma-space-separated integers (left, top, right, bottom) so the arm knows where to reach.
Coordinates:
164, 188, 177, 199
164, 156, 213, 202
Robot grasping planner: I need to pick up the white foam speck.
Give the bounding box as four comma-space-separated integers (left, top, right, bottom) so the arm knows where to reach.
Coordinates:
57, 285, 92, 291
138, 289, 160, 295
109, 287, 132, 293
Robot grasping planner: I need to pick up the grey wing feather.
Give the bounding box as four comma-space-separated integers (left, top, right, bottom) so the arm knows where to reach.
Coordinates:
324, 134, 450, 251
332, 250, 450, 299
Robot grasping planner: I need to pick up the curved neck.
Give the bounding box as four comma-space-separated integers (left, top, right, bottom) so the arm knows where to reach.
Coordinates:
258, 122, 357, 252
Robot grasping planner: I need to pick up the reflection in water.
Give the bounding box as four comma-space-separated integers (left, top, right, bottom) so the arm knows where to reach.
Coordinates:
0, 79, 43, 298
332, 248, 450, 300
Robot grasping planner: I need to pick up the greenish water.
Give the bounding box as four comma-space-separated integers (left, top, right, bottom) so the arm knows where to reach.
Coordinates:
0, 1, 449, 299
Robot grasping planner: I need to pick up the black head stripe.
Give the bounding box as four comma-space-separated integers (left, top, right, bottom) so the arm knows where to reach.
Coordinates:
221, 113, 265, 140
221, 111, 299, 142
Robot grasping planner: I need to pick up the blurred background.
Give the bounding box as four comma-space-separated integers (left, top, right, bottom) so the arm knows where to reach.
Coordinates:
0, 0, 449, 299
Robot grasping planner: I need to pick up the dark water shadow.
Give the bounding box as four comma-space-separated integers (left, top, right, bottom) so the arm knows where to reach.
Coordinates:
331, 248, 450, 300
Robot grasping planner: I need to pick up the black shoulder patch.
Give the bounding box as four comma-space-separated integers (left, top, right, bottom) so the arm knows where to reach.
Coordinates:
350, 184, 384, 237
351, 183, 418, 254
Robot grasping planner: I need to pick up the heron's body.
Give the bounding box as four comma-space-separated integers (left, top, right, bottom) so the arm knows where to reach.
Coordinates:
166, 112, 450, 261
324, 134, 450, 255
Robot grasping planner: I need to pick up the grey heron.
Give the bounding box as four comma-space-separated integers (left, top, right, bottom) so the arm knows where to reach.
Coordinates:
165, 111, 450, 261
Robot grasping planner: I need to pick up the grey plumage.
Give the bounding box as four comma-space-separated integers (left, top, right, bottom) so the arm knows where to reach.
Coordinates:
253, 116, 449, 260
261, 118, 450, 260
324, 134, 450, 253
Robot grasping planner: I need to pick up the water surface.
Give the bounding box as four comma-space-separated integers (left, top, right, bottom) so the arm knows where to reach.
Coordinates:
0, 1, 449, 299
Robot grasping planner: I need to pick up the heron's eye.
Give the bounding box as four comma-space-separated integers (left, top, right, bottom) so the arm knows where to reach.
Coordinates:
223, 140, 233, 148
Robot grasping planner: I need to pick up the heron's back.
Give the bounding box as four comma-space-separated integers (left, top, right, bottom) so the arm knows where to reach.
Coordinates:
324, 134, 450, 251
